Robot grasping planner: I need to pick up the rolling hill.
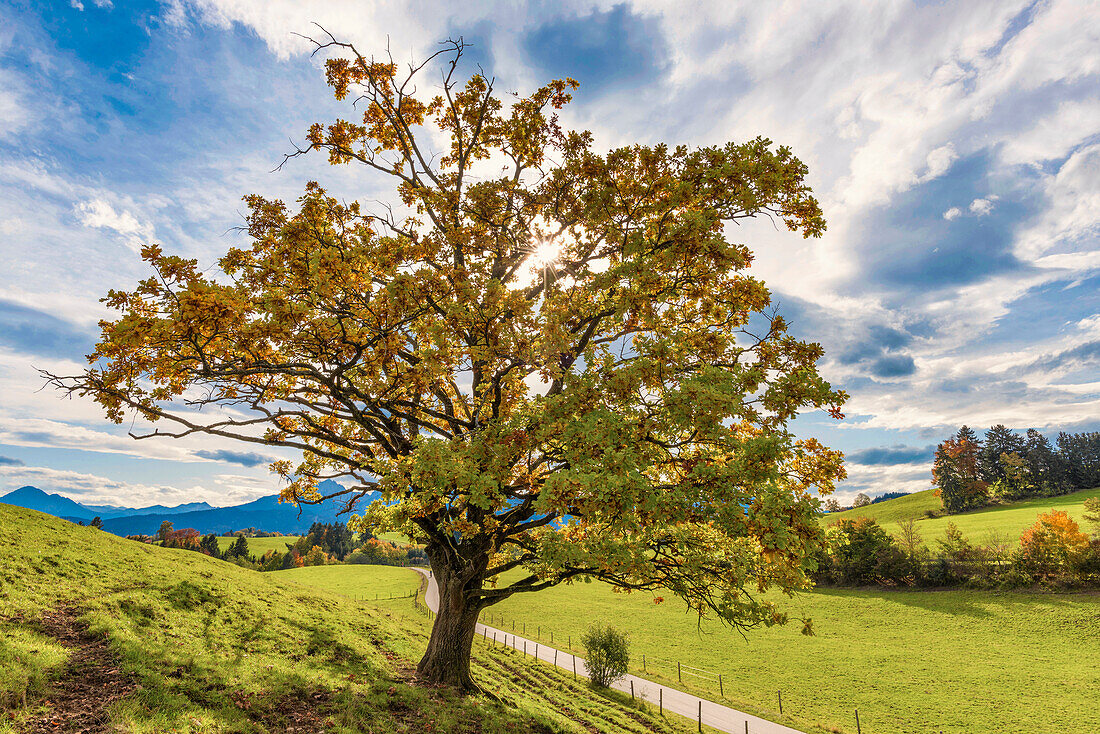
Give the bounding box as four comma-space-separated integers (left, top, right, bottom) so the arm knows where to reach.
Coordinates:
823, 485, 1100, 543
0, 503, 693, 734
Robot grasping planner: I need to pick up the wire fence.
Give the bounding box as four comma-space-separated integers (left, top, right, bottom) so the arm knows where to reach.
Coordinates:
472, 608, 891, 734
350, 589, 419, 602
398, 577, 882, 734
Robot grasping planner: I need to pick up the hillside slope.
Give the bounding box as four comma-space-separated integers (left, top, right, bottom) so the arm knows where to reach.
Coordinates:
824, 486, 1100, 542
0, 505, 692, 734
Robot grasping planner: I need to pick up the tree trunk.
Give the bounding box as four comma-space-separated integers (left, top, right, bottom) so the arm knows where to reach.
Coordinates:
416, 561, 484, 690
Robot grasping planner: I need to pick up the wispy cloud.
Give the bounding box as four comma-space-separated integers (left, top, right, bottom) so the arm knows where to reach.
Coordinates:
194, 449, 273, 468
0, 0, 1096, 503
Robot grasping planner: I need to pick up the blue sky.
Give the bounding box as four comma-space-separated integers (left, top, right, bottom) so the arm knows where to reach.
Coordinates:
0, 0, 1097, 507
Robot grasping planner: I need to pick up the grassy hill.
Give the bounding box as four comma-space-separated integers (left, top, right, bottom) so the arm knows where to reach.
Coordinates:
215, 535, 300, 556
270, 565, 421, 600
0, 505, 699, 733
824, 486, 1100, 544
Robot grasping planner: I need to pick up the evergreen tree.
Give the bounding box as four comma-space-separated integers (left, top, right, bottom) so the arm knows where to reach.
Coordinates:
1023, 429, 1065, 495
933, 432, 988, 513
157, 520, 174, 543
89, 516, 103, 529
226, 535, 250, 560
980, 425, 1025, 484
1057, 432, 1100, 490
327, 522, 354, 560
957, 425, 979, 444
199, 533, 220, 557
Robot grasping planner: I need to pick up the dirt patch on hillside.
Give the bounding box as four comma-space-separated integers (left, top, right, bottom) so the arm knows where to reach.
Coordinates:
23, 606, 137, 733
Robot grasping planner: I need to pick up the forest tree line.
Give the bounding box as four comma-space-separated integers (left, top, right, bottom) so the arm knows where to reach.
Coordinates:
932, 426, 1100, 513
127, 520, 426, 570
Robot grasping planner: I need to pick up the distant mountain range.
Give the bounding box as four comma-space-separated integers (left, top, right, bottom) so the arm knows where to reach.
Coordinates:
0, 482, 378, 536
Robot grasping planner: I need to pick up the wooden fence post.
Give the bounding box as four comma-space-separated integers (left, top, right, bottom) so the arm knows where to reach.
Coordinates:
659, 688, 663, 715
678, 661, 682, 682
719, 673, 723, 697
573, 655, 577, 679
697, 700, 702, 732
630, 680, 634, 701
778, 690, 782, 715
642, 654, 646, 672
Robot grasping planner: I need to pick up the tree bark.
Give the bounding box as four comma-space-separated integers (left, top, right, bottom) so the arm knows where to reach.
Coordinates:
416, 558, 485, 690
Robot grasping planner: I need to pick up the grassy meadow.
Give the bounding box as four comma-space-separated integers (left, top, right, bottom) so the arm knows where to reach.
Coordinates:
271, 565, 421, 600
275, 522, 1100, 734
484, 570, 1100, 734
0, 504, 702, 734
825, 486, 1100, 545
214, 535, 300, 555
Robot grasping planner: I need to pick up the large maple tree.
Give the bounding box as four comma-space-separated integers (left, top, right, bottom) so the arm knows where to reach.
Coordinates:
53, 36, 847, 689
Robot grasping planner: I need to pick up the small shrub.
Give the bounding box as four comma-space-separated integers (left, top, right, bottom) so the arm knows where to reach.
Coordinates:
1016, 510, 1089, 578
581, 624, 629, 688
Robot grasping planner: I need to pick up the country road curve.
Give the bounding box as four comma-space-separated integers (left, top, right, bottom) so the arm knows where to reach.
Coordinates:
411, 568, 806, 734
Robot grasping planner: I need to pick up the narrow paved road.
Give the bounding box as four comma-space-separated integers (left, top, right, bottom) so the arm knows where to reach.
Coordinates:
411, 569, 805, 734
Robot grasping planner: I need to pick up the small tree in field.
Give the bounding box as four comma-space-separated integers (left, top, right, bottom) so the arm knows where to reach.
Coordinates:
581, 624, 629, 688
1017, 510, 1089, 577
49, 36, 846, 689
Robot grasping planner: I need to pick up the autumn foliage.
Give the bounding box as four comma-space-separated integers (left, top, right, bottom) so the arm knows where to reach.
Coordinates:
1017, 510, 1090, 576
932, 431, 988, 513
51, 36, 846, 687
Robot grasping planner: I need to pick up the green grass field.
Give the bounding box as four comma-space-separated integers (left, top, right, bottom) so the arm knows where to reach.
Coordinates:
374, 531, 412, 545
214, 535, 300, 555
485, 570, 1100, 734
270, 565, 420, 600
0, 504, 700, 734
826, 486, 1100, 545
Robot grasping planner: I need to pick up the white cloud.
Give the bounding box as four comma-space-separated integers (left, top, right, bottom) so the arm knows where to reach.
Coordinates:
968, 196, 996, 216
1013, 143, 1100, 262
1, 0, 1098, 506
835, 462, 931, 502
1000, 98, 1100, 166
923, 144, 958, 181
0, 464, 273, 507
76, 198, 154, 251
